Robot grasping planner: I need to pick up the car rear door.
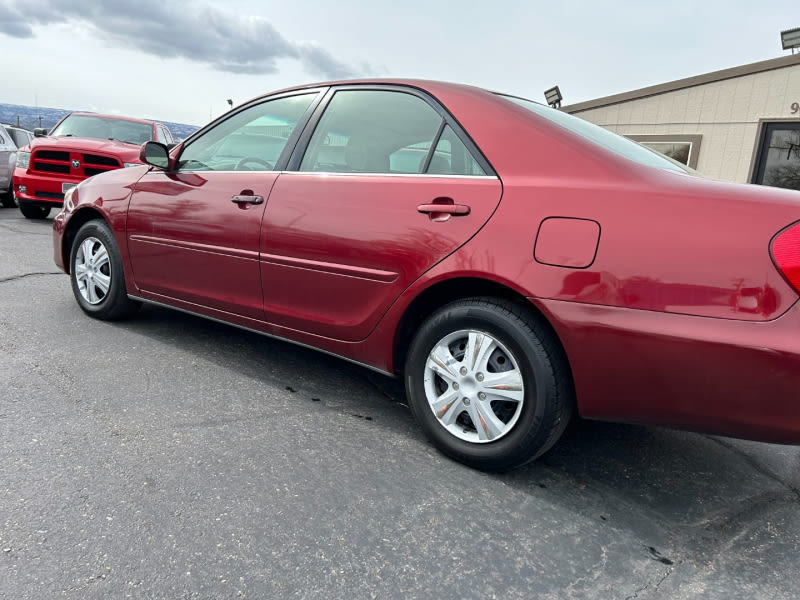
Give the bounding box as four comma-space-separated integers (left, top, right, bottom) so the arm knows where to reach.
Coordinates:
260, 87, 502, 341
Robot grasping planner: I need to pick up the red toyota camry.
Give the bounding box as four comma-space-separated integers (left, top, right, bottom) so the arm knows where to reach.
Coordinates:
52, 80, 800, 471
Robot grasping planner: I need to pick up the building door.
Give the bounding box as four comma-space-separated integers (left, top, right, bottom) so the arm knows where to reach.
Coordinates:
751, 122, 800, 190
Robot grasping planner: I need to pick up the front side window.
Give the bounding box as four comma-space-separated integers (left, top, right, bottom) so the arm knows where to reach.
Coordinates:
178, 93, 318, 172
300, 90, 444, 174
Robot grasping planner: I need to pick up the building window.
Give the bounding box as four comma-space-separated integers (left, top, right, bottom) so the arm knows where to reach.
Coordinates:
625, 134, 702, 169
751, 121, 800, 191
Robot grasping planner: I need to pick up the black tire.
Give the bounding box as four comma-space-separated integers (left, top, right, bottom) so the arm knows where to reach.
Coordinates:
0, 189, 16, 208
405, 298, 574, 471
18, 200, 51, 219
69, 220, 141, 320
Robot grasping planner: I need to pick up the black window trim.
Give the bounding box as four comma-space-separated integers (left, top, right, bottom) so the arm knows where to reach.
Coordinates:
284, 83, 497, 177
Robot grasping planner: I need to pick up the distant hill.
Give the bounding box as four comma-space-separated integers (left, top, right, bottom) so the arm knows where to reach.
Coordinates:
0, 102, 200, 141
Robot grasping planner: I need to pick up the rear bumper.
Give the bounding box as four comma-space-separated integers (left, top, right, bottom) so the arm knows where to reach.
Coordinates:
535, 297, 800, 444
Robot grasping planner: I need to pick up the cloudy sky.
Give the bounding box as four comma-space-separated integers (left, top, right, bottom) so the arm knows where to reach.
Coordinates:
0, 0, 796, 125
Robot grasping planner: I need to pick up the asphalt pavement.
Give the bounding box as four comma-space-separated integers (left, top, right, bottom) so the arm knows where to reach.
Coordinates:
1, 206, 799, 599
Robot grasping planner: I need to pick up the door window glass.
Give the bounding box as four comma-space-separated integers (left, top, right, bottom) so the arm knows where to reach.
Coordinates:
753, 122, 800, 190
179, 93, 318, 172
300, 90, 443, 174
155, 126, 169, 145
8, 129, 30, 148
427, 125, 486, 175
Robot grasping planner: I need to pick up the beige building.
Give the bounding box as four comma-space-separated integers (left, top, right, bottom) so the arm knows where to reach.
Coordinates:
563, 53, 800, 188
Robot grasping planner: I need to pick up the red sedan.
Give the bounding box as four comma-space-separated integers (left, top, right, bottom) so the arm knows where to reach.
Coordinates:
52, 80, 800, 471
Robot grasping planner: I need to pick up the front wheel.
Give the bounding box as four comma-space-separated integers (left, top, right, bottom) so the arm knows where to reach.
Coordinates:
405, 298, 574, 471
69, 220, 141, 320
0, 188, 16, 208
18, 200, 50, 219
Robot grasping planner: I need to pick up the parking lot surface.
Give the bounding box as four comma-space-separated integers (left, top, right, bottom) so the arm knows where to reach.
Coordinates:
1, 207, 799, 599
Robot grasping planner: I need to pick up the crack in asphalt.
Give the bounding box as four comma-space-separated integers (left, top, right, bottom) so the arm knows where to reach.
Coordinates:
624, 563, 676, 600
0, 272, 62, 284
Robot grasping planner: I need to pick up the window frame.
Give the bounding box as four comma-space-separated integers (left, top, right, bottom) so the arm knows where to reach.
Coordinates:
285, 84, 496, 177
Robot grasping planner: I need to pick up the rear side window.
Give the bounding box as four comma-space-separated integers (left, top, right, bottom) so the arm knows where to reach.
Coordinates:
428, 125, 486, 175
500, 94, 690, 173
300, 89, 487, 176
300, 90, 443, 174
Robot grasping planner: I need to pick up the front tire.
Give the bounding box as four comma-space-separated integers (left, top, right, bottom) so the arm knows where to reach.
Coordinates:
405, 298, 574, 471
18, 200, 51, 219
69, 220, 141, 320
0, 188, 16, 208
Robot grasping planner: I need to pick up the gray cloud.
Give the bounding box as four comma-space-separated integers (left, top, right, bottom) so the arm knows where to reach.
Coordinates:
0, 0, 373, 78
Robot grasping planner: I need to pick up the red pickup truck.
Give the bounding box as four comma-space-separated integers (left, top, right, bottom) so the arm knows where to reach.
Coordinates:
13, 112, 174, 219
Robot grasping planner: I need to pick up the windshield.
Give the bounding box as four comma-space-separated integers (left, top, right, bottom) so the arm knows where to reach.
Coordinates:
498, 95, 691, 174
50, 114, 153, 145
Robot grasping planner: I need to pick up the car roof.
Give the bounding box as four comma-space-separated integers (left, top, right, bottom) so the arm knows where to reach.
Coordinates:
239, 78, 507, 106
0, 123, 32, 132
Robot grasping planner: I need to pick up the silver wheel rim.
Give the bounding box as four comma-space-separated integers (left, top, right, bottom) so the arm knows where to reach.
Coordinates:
74, 236, 111, 305
423, 329, 525, 443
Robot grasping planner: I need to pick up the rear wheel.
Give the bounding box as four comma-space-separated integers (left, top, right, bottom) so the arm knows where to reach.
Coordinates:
405, 298, 573, 471
69, 220, 141, 320
18, 200, 51, 219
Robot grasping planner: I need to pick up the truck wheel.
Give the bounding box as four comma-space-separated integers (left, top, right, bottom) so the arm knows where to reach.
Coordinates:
0, 189, 16, 208
18, 200, 51, 219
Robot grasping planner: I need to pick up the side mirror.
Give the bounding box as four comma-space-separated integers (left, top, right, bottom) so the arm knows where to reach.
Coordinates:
33, 128, 48, 137
140, 141, 170, 169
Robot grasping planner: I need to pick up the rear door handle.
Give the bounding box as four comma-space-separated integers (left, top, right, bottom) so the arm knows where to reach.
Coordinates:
417, 201, 470, 222
417, 203, 470, 215
231, 194, 264, 205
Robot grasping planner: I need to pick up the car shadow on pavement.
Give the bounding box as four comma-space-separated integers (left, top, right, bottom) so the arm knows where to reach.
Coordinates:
118, 304, 800, 569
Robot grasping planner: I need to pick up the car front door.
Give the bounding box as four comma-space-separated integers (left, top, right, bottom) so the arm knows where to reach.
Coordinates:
126, 92, 320, 319
260, 87, 503, 341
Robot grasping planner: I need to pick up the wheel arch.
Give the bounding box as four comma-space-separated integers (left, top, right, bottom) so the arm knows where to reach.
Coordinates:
392, 277, 573, 383
61, 207, 107, 274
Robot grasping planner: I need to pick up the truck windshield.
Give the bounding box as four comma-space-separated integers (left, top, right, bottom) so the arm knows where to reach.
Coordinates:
497, 95, 691, 174
50, 115, 153, 145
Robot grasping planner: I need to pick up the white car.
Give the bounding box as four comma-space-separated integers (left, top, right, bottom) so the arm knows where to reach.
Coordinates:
0, 123, 34, 208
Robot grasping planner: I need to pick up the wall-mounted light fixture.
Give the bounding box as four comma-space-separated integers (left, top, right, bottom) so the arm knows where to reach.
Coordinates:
544, 86, 563, 108
781, 27, 800, 53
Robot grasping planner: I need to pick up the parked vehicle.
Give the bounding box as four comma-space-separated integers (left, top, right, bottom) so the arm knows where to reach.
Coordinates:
52, 80, 800, 471
13, 112, 174, 219
0, 123, 33, 208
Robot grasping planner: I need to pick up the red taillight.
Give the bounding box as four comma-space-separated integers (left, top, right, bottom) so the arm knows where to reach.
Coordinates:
771, 222, 800, 293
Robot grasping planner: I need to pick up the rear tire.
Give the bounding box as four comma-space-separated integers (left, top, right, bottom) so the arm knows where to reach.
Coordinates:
18, 200, 51, 219
405, 297, 574, 471
69, 220, 141, 320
